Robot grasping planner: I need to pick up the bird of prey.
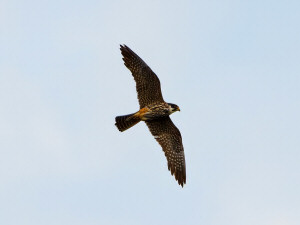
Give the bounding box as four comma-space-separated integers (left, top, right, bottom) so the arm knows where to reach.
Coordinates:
115, 45, 186, 187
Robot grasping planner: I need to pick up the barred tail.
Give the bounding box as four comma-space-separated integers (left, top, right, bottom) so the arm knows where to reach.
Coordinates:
115, 113, 141, 132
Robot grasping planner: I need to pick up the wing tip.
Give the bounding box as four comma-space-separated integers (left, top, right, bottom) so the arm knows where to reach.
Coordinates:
120, 44, 131, 54
169, 163, 186, 187
178, 173, 186, 187
119, 44, 135, 62
119, 44, 126, 50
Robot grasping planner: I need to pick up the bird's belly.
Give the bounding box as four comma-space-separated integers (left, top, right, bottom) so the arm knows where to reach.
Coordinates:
136, 105, 170, 121
141, 111, 169, 121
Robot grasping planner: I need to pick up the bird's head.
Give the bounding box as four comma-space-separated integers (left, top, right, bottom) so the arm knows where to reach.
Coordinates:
168, 103, 180, 113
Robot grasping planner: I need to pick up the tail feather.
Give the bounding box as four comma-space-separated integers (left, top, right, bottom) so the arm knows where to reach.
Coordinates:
115, 113, 141, 132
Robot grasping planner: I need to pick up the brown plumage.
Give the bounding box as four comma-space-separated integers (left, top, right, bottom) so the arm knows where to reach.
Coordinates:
119, 45, 164, 108
115, 45, 186, 187
115, 113, 141, 132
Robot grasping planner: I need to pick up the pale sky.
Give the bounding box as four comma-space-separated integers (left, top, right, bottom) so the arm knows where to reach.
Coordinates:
1, 1, 300, 225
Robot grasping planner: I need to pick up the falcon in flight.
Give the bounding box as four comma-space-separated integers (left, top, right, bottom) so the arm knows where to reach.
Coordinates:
115, 45, 186, 187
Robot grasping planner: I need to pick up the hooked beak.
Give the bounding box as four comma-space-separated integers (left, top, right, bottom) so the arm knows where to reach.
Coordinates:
177, 107, 181, 112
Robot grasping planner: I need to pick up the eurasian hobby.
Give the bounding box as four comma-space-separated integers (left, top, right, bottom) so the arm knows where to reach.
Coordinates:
115, 45, 186, 187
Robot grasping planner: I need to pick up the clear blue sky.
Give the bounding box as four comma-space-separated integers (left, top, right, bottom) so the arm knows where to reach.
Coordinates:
1, 1, 299, 224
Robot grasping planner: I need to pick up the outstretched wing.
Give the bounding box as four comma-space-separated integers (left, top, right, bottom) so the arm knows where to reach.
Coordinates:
146, 117, 186, 187
120, 45, 164, 108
